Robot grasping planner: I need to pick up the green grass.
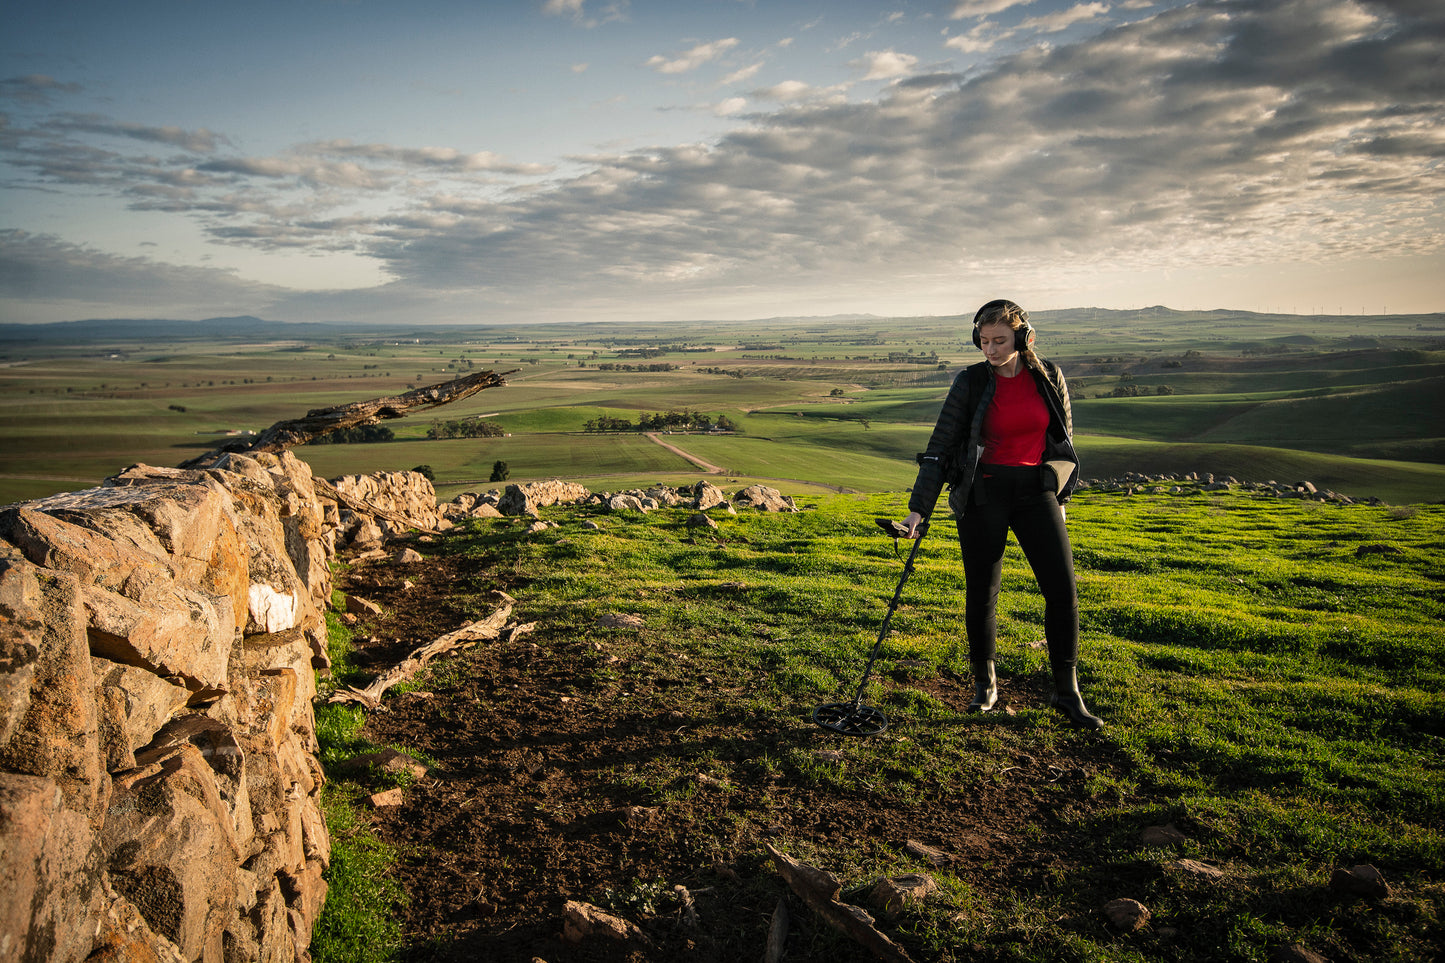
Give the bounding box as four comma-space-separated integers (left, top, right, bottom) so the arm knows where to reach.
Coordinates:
310, 603, 413, 963
418, 486, 1445, 960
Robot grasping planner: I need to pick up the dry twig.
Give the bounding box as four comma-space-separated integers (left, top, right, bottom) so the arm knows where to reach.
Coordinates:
764, 843, 913, 963
329, 594, 516, 707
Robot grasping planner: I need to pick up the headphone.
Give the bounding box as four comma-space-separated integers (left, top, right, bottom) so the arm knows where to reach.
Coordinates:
971, 299, 1034, 351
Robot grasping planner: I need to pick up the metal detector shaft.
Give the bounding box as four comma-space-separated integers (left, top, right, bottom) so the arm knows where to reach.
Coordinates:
846, 530, 925, 706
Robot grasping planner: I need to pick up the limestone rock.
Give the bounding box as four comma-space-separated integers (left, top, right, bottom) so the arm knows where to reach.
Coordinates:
105, 745, 242, 961
561, 900, 648, 944
499, 479, 591, 512
1103, 898, 1151, 931
597, 613, 645, 629
0, 772, 108, 963
692, 480, 730, 511
607, 493, 648, 513
90, 658, 190, 772
732, 485, 797, 512
330, 470, 440, 532
870, 873, 938, 915
1171, 858, 1226, 880
1330, 863, 1390, 899
0, 449, 348, 962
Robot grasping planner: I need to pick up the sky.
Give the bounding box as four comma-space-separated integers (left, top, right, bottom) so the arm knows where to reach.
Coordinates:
1, 0, 1441, 326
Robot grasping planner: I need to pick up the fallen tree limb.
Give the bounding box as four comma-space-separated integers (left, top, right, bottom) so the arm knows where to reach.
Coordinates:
246, 368, 518, 452
180, 368, 518, 466
329, 593, 516, 708
764, 843, 913, 963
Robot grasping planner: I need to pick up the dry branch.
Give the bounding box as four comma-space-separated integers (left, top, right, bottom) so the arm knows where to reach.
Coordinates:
765, 843, 913, 963
180, 368, 517, 467
329, 594, 516, 708
763, 896, 789, 963
246, 368, 517, 452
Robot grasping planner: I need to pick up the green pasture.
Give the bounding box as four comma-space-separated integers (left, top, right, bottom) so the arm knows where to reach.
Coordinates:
2, 315, 1442, 508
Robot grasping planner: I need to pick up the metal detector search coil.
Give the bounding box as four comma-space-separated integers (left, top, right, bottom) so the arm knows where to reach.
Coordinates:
812, 519, 927, 737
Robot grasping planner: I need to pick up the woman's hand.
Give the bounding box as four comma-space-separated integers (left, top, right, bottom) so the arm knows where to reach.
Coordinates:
902, 511, 925, 539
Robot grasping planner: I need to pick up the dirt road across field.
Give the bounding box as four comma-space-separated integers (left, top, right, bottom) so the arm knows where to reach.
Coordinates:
645, 432, 724, 473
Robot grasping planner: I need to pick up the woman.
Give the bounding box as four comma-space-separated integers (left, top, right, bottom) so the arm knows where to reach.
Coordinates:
899, 299, 1101, 729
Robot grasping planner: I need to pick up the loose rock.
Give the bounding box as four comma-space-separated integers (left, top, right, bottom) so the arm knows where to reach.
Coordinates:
1103, 898, 1151, 932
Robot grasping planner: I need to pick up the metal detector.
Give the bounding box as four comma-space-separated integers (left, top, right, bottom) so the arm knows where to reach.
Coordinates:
812, 518, 927, 737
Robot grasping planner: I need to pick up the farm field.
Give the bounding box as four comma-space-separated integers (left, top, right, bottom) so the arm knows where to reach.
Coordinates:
1, 308, 1442, 506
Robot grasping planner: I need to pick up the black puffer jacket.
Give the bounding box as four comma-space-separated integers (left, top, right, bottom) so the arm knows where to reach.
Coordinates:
908, 358, 1079, 518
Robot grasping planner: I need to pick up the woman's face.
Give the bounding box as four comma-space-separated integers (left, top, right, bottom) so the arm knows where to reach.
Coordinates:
977, 322, 1019, 368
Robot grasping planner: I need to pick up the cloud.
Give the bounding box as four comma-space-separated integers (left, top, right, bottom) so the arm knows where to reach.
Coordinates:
748, 80, 848, 103
0, 229, 284, 315
854, 50, 920, 80
304, 140, 552, 176
722, 62, 764, 85
0, 74, 83, 105
646, 38, 740, 74
949, 0, 1037, 18
541, 0, 629, 28
50, 114, 225, 152
357, 0, 1443, 310
4, 0, 1441, 323
1019, 2, 1112, 33
944, 22, 1008, 53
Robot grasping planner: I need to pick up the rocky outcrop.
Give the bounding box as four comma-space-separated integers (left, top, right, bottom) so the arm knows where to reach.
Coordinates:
446, 479, 787, 519
1080, 472, 1379, 505
330, 470, 444, 547
0, 450, 366, 963
496, 479, 593, 517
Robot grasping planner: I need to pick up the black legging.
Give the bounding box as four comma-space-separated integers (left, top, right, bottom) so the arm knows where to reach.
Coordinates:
955, 471, 1079, 666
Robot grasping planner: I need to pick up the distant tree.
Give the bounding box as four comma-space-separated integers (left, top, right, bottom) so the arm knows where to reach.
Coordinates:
490, 460, 510, 482
1156, 385, 1175, 396
411, 464, 435, 481
830, 388, 844, 396
306, 424, 395, 445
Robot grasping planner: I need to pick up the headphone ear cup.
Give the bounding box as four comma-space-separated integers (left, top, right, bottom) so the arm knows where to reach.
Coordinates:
972, 325, 982, 349
1016, 322, 1033, 351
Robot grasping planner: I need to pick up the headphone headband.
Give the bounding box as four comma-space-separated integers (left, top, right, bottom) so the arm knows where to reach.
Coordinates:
972, 299, 1034, 351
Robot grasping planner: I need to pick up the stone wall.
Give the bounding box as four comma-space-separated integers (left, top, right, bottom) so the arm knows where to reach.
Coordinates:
0, 452, 436, 963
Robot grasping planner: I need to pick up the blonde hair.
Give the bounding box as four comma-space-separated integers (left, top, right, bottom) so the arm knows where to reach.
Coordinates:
974, 301, 1039, 369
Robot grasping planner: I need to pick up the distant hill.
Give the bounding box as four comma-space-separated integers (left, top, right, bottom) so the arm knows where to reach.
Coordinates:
2, 307, 1441, 345
0, 316, 344, 342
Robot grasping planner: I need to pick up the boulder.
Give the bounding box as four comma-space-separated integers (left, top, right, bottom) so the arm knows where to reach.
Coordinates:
692, 481, 730, 511
0, 772, 108, 963
608, 494, 648, 513
105, 745, 242, 962
732, 485, 797, 512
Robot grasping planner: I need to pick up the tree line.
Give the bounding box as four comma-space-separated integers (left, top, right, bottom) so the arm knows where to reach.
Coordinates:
426, 419, 505, 439
583, 410, 739, 433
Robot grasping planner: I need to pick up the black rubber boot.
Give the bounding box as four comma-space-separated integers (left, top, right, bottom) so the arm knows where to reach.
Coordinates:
1049, 662, 1103, 730
968, 659, 997, 713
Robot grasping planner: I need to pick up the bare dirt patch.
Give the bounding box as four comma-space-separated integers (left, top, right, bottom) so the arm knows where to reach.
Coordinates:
335, 549, 1130, 963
